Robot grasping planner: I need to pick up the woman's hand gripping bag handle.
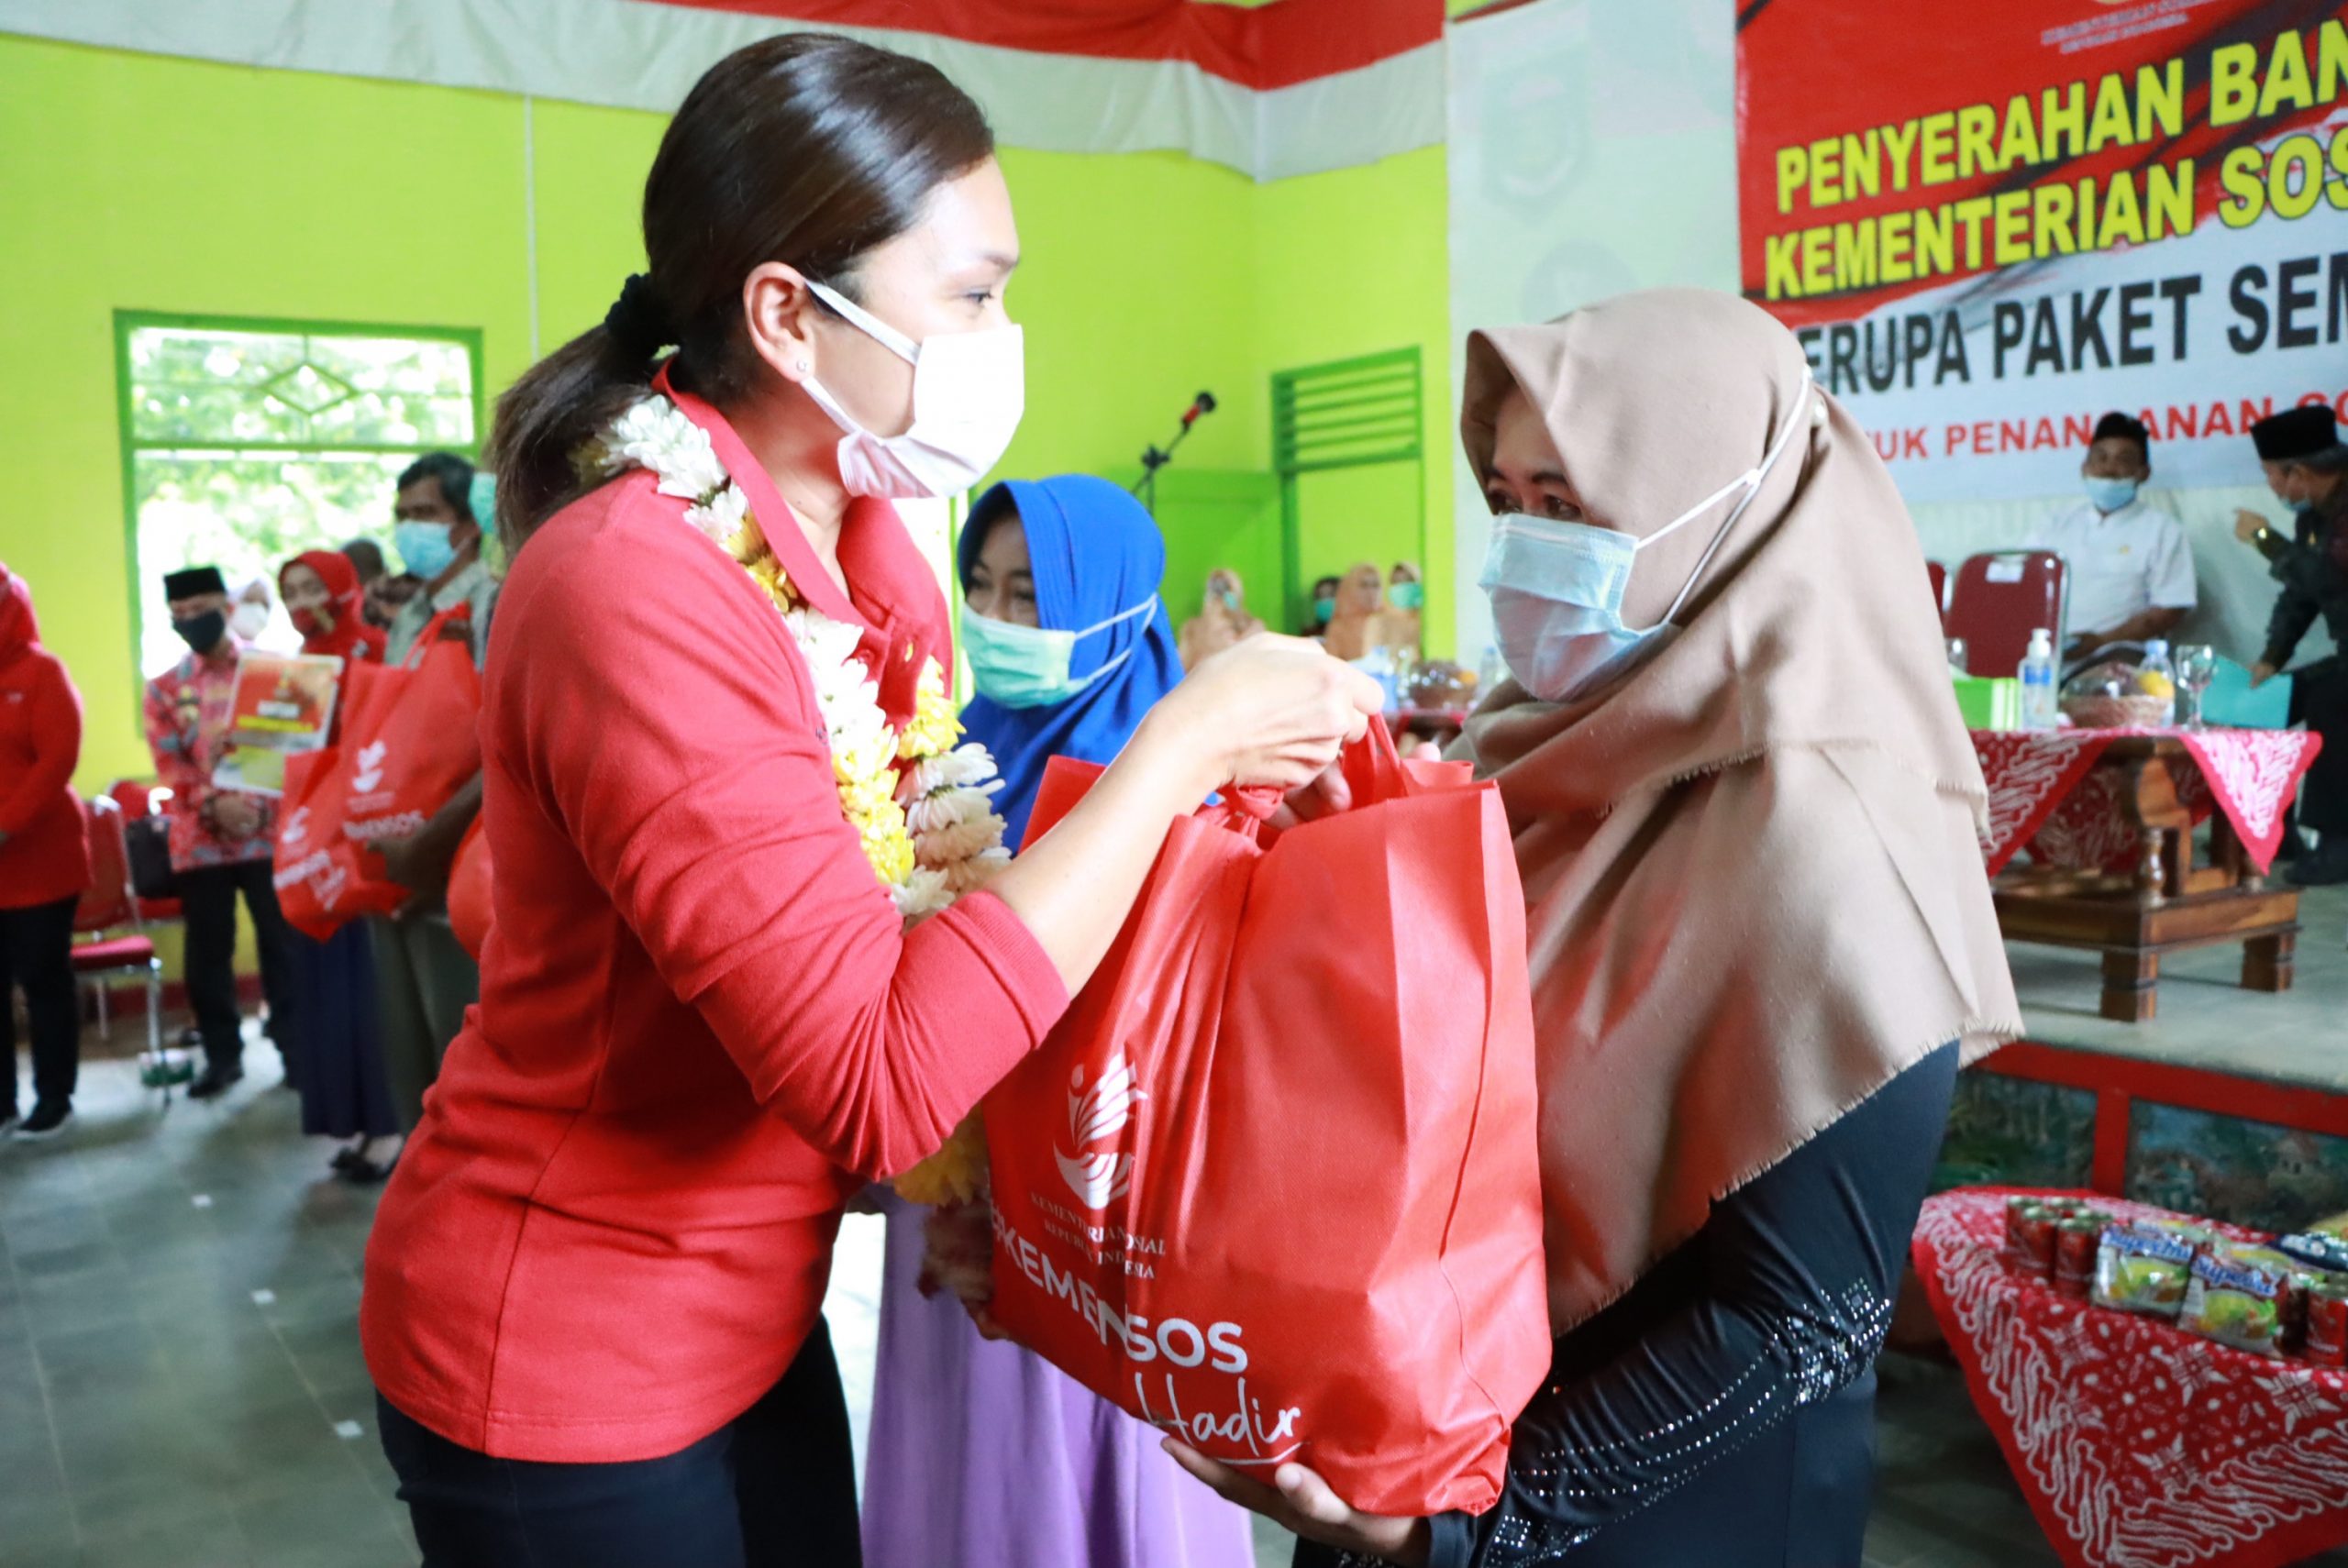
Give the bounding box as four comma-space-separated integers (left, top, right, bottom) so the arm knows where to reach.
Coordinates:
985, 720, 1550, 1519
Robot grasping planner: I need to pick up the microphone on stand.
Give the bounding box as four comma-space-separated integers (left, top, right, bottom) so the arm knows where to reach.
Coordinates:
1133, 391, 1218, 510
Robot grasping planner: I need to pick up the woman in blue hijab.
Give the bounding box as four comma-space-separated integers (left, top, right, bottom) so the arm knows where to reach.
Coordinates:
954, 474, 1188, 847
861, 477, 1250, 1568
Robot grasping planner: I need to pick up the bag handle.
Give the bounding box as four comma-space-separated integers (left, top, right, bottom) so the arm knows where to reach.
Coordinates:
1209, 717, 1408, 836
1339, 716, 1411, 806
401, 602, 474, 671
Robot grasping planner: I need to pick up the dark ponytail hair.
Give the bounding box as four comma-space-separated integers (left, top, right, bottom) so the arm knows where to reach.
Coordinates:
487, 33, 996, 554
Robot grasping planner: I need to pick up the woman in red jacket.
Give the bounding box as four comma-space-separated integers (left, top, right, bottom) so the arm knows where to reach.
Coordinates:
0, 562, 91, 1140
360, 34, 1378, 1568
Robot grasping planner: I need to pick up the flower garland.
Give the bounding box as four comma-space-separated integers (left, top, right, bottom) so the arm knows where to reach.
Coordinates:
586, 393, 1003, 1204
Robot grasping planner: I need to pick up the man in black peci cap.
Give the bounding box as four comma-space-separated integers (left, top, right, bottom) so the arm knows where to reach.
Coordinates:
141, 564, 301, 1095
2234, 404, 2348, 885
2028, 410, 2194, 671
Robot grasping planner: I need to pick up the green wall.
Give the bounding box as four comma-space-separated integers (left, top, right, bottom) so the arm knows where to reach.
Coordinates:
0, 33, 1451, 797
1253, 149, 1454, 651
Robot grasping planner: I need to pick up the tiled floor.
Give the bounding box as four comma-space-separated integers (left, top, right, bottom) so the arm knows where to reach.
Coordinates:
8, 1009, 2348, 1568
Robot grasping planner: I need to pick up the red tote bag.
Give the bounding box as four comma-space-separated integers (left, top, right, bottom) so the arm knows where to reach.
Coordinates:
983, 723, 1550, 1518
271, 608, 482, 939
272, 747, 387, 940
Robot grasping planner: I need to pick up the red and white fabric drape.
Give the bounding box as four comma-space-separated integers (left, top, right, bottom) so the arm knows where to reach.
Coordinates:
0, 0, 1445, 180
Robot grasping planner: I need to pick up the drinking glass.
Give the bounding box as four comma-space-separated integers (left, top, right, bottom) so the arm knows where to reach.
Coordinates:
2175, 644, 2218, 729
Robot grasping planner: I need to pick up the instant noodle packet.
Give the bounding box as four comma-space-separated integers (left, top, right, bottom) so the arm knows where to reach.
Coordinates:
2179, 1243, 2302, 1356
2092, 1220, 2202, 1318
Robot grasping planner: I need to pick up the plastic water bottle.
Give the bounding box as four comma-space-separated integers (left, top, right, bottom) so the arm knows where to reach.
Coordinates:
2140, 638, 2176, 726
2021, 628, 2058, 731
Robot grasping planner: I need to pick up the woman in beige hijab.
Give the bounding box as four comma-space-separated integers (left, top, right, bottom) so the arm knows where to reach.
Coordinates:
1320, 561, 1387, 661
1177, 567, 1266, 669
1170, 291, 2018, 1567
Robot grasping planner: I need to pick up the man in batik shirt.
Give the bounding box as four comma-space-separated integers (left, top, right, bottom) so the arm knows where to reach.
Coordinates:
143, 565, 300, 1098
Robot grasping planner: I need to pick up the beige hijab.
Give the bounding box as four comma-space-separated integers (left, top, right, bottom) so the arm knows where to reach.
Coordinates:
1459, 290, 2020, 1333
1322, 561, 1386, 661
1177, 568, 1264, 668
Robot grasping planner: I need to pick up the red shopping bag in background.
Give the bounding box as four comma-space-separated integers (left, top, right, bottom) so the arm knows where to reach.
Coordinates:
984, 723, 1549, 1518
272, 746, 398, 940
272, 607, 482, 940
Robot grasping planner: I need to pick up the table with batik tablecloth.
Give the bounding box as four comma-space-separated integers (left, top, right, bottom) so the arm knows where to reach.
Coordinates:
1968, 730, 2322, 1021
1913, 1188, 2348, 1568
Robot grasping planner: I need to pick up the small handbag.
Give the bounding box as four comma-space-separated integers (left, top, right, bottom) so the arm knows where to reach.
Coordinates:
123, 813, 182, 901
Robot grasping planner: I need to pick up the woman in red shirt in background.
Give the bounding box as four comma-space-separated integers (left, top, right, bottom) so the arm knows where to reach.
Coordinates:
0, 562, 91, 1140
278, 550, 404, 1181
360, 34, 1378, 1568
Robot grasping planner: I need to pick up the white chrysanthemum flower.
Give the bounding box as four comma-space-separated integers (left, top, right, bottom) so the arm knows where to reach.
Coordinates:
892, 867, 955, 922
901, 744, 1002, 800
942, 848, 1011, 893
917, 815, 1007, 867
906, 787, 999, 835
682, 483, 748, 544
633, 402, 728, 498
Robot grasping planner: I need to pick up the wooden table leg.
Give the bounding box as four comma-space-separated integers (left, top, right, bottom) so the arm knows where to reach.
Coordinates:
2244, 930, 2296, 993
2102, 948, 2159, 1021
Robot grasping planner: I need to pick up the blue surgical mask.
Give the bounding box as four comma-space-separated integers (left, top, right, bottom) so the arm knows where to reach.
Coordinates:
962, 596, 1158, 709
1390, 581, 1424, 612
1481, 377, 1815, 704
395, 521, 458, 580
2084, 475, 2139, 513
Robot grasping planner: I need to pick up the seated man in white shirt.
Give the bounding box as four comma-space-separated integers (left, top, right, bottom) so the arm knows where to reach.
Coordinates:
2027, 412, 2194, 670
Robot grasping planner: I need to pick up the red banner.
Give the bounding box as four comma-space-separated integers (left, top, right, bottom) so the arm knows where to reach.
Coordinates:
1737, 2, 2348, 500
645, 0, 1443, 89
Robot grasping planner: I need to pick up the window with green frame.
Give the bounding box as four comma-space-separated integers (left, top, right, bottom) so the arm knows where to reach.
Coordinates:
116, 313, 482, 679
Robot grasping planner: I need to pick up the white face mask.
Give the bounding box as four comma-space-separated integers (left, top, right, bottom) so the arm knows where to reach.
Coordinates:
801, 281, 1024, 501
1481, 376, 1815, 704
230, 602, 271, 642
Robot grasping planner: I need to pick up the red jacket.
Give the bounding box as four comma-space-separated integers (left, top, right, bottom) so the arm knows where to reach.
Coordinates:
0, 569, 90, 910
361, 391, 1066, 1463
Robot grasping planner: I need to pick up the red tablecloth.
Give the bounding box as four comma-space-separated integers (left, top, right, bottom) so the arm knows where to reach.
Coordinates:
1913, 1188, 2348, 1568
1971, 729, 2322, 878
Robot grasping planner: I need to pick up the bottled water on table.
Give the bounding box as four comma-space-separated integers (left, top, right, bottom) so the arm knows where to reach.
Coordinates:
2021, 628, 2058, 731
2139, 638, 2176, 726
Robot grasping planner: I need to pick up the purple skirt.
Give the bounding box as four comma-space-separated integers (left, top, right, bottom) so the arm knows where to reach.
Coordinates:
861, 1201, 1257, 1568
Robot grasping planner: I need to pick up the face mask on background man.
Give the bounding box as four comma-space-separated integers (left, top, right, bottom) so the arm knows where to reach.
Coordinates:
395, 521, 459, 580
2082, 475, 2139, 513
172, 610, 228, 653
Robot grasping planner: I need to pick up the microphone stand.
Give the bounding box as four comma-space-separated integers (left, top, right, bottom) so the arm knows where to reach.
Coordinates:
1131, 392, 1216, 515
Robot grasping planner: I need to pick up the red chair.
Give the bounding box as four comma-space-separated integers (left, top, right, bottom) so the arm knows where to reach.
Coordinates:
1926, 560, 1948, 623
1946, 551, 2066, 679
72, 796, 167, 1076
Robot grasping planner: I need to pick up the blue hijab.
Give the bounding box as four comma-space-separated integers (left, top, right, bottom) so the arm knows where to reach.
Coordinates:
959, 476, 1185, 849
